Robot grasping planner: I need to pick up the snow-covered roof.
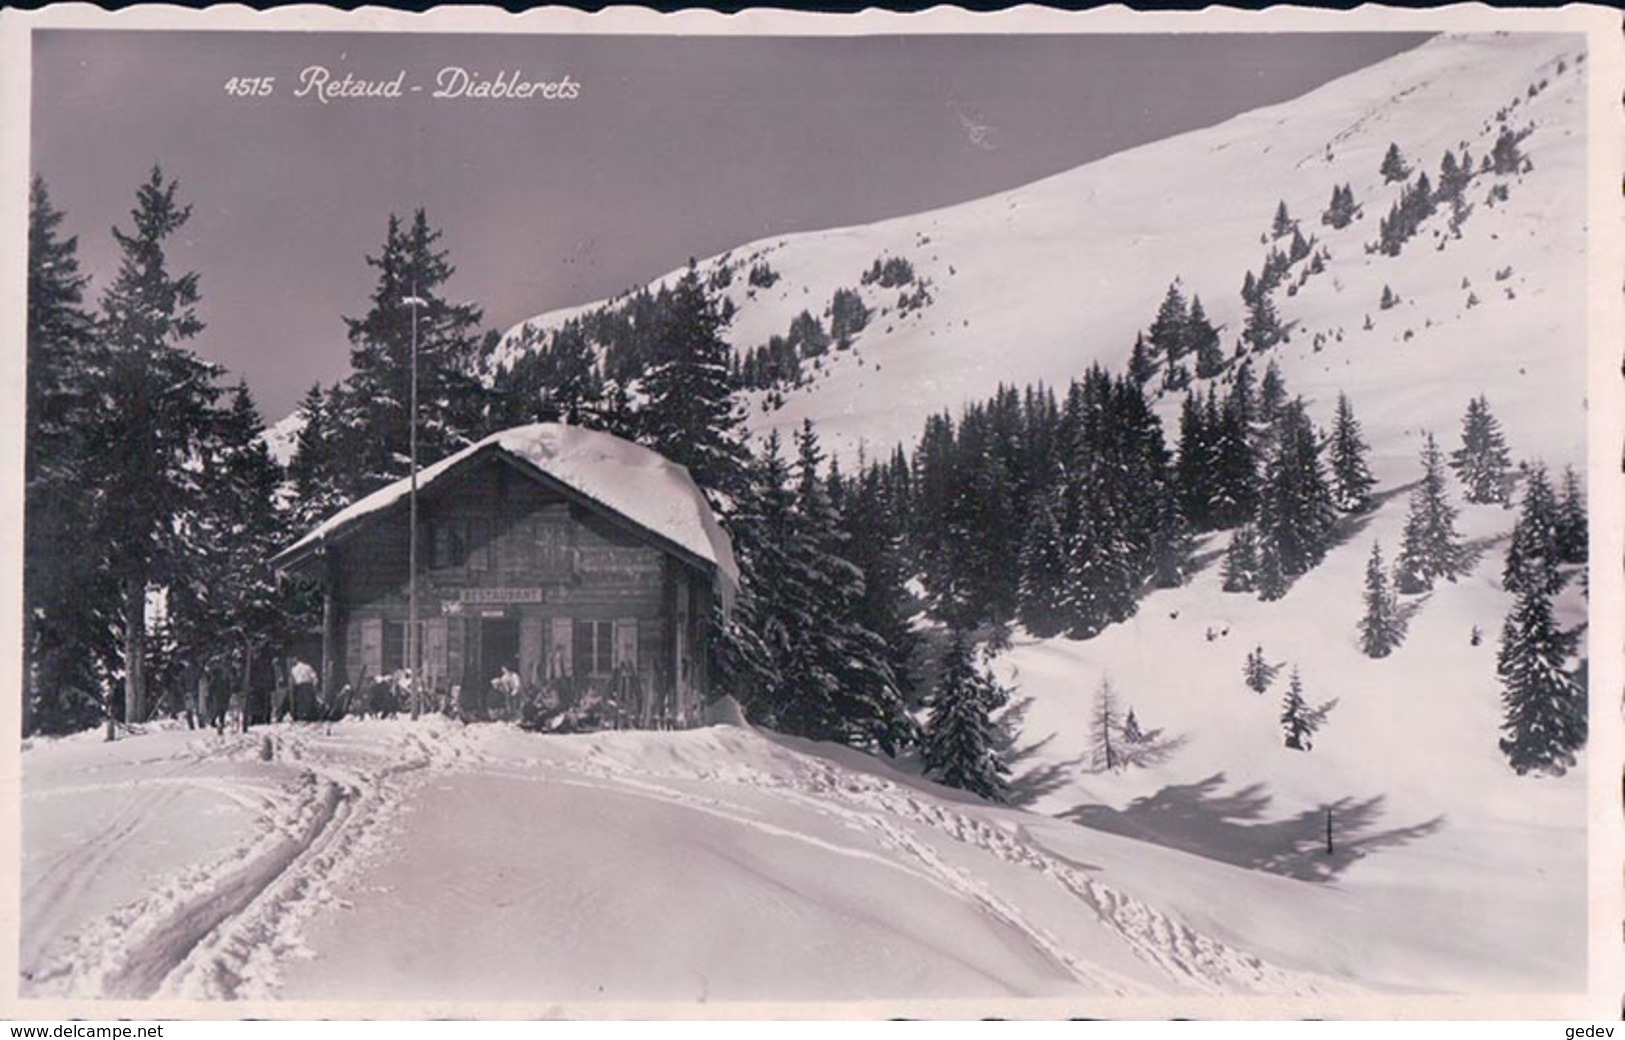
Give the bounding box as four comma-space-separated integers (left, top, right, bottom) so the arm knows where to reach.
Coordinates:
273, 423, 738, 595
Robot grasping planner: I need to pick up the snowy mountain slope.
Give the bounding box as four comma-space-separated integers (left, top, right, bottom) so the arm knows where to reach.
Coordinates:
19, 718, 1405, 1003
493, 30, 1595, 993
21, 33, 1601, 1009
499, 33, 1588, 476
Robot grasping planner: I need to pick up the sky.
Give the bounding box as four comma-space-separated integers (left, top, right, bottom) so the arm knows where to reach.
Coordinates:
29, 29, 1430, 422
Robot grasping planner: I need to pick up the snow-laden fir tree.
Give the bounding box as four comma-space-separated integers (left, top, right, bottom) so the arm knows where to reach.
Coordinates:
1211, 379, 1259, 527
1394, 432, 1468, 593
838, 455, 920, 697
332, 209, 488, 500
170, 382, 306, 715
1449, 395, 1514, 505
1280, 667, 1336, 751
1327, 391, 1376, 512
1221, 524, 1261, 593
1256, 536, 1289, 602
1148, 280, 1188, 366
1188, 296, 1226, 380
1358, 541, 1404, 658
1321, 183, 1359, 229
88, 167, 221, 727
1175, 392, 1216, 530
1127, 331, 1156, 387
1381, 141, 1412, 183
640, 261, 750, 501
1244, 645, 1279, 694
1555, 465, 1587, 566
1115, 704, 1185, 769
1242, 291, 1283, 352
1016, 485, 1070, 638
922, 629, 1010, 801
1502, 463, 1563, 597
1271, 199, 1295, 239
1257, 398, 1337, 579
1288, 226, 1312, 264
1063, 494, 1137, 639
1496, 582, 1585, 775
24, 178, 110, 736
1241, 268, 1260, 307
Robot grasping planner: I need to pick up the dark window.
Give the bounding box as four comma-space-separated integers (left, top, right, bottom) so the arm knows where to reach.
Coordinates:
430, 519, 468, 569
574, 620, 614, 677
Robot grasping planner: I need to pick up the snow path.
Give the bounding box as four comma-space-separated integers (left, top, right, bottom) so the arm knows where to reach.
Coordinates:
23, 721, 1351, 1002
23, 723, 479, 999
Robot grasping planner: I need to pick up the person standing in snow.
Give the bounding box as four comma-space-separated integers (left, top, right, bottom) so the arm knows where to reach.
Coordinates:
290, 659, 318, 722
492, 665, 522, 720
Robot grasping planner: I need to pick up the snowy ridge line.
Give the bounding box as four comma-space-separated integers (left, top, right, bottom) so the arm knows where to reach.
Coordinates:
560, 734, 1349, 995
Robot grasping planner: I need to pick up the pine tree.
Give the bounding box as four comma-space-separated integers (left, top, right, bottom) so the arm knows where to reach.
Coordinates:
1381, 142, 1411, 183
87, 168, 222, 727
1502, 463, 1564, 597
1212, 380, 1259, 527
1257, 399, 1337, 578
1241, 269, 1259, 308
1258, 361, 1287, 431
1272, 200, 1295, 239
1490, 126, 1524, 175
1148, 281, 1189, 366
1394, 432, 1467, 593
1280, 667, 1320, 750
1379, 284, 1399, 310
1175, 392, 1215, 531
1496, 583, 1585, 775
1222, 524, 1261, 593
922, 630, 1010, 800
1358, 541, 1404, 657
1448, 395, 1514, 505
1088, 677, 1124, 772
1554, 465, 1587, 566
1127, 331, 1156, 387
25, 178, 114, 735
778, 421, 914, 753
333, 209, 488, 499
1288, 226, 1311, 264
286, 383, 350, 530
1188, 296, 1226, 379
1243, 292, 1283, 351
1016, 486, 1070, 637
1328, 392, 1376, 512
170, 383, 305, 718
1321, 183, 1359, 229
839, 457, 919, 696
641, 262, 750, 500
1256, 536, 1289, 602
1244, 645, 1279, 693
1115, 703, 1184, 769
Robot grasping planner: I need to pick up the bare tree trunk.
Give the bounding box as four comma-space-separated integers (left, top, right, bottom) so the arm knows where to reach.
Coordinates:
123, 575, 145, 728
241, 636, 253, 733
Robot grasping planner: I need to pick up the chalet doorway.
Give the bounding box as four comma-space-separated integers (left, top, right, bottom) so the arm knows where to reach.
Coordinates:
468, 616, 520, 719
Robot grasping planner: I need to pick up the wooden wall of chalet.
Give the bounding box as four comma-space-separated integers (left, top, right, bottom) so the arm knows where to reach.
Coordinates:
327, 456, 715, 713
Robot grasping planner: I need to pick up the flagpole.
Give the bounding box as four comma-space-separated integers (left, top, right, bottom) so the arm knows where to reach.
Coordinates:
406, 287, 427, 720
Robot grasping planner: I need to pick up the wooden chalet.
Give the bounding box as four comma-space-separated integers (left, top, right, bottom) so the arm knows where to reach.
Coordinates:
270, 423, 738, 725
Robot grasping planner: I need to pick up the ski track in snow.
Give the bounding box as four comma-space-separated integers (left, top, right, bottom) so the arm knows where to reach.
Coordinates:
555, 735, 1352, 996
24, 722, 1350, 1000
24, 722, 487, 1000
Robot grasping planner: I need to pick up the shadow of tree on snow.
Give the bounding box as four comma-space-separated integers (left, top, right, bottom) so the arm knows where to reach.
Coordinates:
996, 696, 1088, 809
1057, 772, 1445, 882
